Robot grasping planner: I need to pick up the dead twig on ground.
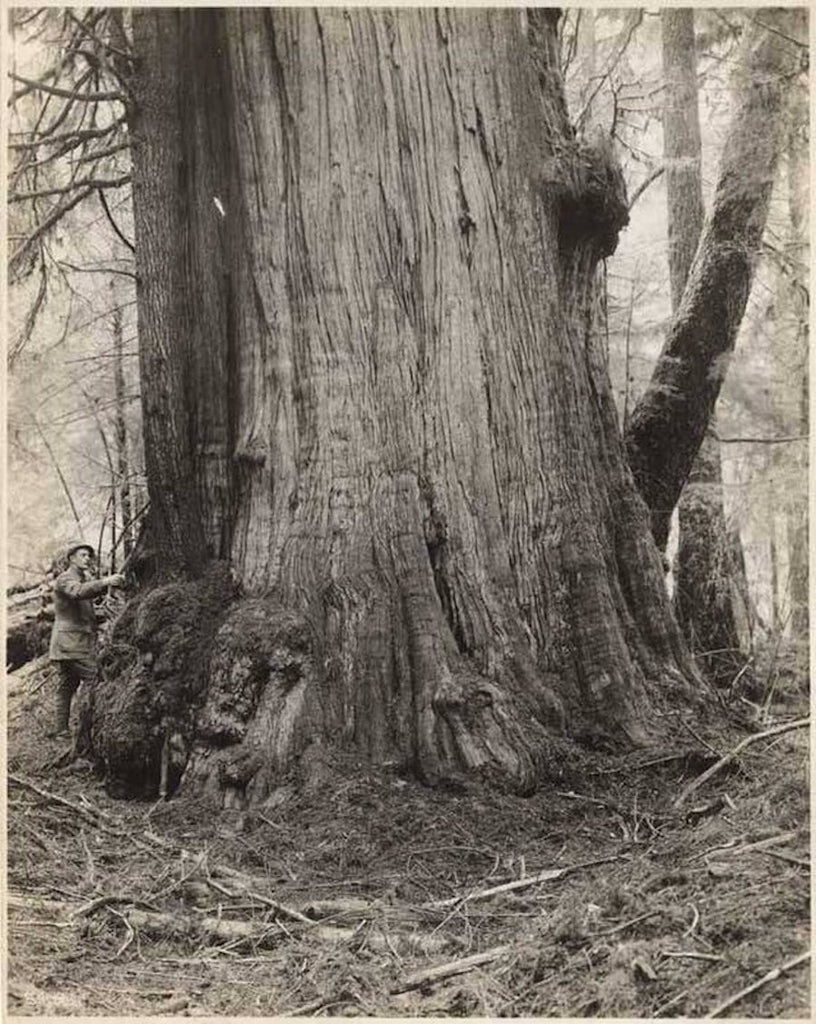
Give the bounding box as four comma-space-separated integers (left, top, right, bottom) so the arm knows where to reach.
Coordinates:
8, 774, 106, 826
704, 950, 810, 1018
683, 903, 700, 938
684, 793, 735, 825
721, 832, 797, 857
392, 944, 511, 994
673, 718, 809, 808
660, 950, 725, 963
425, 854, 625, 910
591, 909, 662, 937
679, 719, 723, 758
205, 876, 313, 925
110, 906, 136, 957
757, 848, 810, 868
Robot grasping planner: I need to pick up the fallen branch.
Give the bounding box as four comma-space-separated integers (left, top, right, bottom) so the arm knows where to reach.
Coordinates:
591, 909, 662, 938
590, 750, 698, 775
425, 853, 624, 910
392, 944, 511, 994
123, 908, 280, 948
302, 897, 378, 920
8, 774, 108, 827
757, 848, 810, 869
205, 877, 312, 925
8, 775, 169, 861
673, 718, 809, 808
121, 908, 450, 956
704, 950, 810, 1018
660, 950, 725, 963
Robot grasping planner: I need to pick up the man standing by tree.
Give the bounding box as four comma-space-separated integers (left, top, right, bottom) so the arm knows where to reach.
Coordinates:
48, 542, 125, 738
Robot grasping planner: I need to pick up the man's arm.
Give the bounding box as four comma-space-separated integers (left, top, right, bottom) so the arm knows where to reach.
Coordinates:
54, 572, 126, 600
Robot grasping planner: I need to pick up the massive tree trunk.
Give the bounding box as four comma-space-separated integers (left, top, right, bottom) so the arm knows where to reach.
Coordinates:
661, 9, 746, 687
95, 8, 703, 803
625, 9, 802, 551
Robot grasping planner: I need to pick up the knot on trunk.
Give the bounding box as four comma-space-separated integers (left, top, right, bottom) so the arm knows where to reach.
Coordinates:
557, 133, 629, 260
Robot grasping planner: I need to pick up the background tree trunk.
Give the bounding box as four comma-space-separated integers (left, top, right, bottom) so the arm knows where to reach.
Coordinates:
662, 9, 704, 317
661, 8, 746, 688
625, 9, 801, 551
103, 8, 703, 802
781, 80, 808, 639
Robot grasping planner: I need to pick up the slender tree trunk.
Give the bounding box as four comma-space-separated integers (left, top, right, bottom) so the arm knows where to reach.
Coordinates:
661, 9, 746, 687
770, 531, 781, 633
661, 9, 704, 315
97, 8, 705, 801
782, 81, 808, 639
626, 9, 801, 551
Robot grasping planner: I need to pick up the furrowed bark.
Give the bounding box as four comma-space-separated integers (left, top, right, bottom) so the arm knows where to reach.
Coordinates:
129, 11, 223, 573
625, 9, 802, 550
102, 8, 703, 802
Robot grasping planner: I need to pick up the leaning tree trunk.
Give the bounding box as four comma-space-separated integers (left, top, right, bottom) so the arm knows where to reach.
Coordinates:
626, 8, 802, 552
661, 9, 746, 688
95, 8, 703, 803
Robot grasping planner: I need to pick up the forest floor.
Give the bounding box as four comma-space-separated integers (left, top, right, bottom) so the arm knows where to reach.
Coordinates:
5, 648, 811, 1019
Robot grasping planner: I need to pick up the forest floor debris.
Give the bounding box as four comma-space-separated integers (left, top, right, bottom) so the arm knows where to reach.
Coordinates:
5, 653, 810, 1017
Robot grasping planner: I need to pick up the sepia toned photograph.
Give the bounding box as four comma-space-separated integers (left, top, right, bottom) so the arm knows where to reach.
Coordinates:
5, 4, 809, 1017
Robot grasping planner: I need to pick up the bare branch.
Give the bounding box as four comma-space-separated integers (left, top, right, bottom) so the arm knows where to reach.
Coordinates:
66, 9, 134, 63
27, 68, 94, 142
10, 174, 131, 203
97, 187, 135, 251
73, 140, 130, 164
9, 72, 125, 104
749, 13, 808, 51
9, 117, 126, 151
9, 186, 94, 275
9, 64, 63, 104
628, 165, 665, 210
8, 254, 47, 368
560, 9, 581, 75
54, 258, 137, 281
576, 10, 644, 131
714, 433, 808, 445
13, 9, 47, 30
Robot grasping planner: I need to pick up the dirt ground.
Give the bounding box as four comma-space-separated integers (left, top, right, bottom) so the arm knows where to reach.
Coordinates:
5, 650, 810, 1018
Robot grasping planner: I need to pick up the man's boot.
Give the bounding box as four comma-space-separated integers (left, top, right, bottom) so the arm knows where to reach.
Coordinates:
50, 677, 73, 738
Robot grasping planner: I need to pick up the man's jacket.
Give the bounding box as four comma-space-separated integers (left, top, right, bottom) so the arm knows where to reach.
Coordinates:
48, 566, 110, 662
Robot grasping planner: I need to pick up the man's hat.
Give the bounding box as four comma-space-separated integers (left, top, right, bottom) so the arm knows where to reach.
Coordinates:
64, 541, 95, 560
